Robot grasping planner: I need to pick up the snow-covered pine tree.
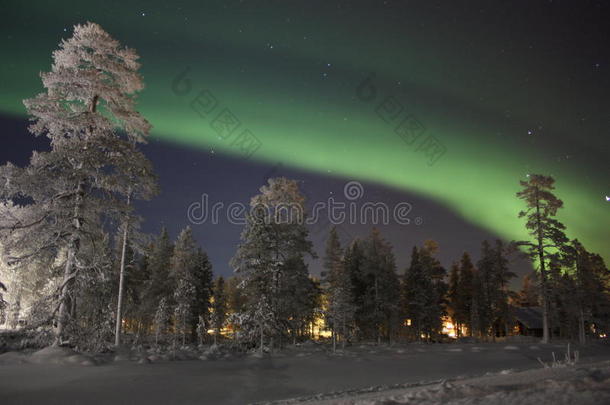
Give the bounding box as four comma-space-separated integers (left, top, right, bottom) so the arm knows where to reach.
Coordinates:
0, 22, 157, 345
71, 233, 115, 351
191, 247, 213, 342
174, 275, 196, 347
231, 177, 315, 349
0, 280, 6, 325
169, 227, 199, 345
141, 228, 174, 330
153, 297, 170, 346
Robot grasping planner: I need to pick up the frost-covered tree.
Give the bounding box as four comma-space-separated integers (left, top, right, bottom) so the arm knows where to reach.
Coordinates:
231, 177, 315, 348
169, 227, 198, 341
0, 280, 6, 325
141, 228, 174, 328
168, 227, 212, 344
174, 275, 196, 346
70, 233, 115, 351
0, 22, 157, 345
153, 297, 170, 346
515, 174, 568, 343
191, 247, 213, 341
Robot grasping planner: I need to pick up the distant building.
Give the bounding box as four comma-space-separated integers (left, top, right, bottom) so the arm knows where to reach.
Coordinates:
511, 306, 543, 337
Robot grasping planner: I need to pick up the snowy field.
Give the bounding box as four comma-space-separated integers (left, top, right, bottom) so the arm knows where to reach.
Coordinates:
291, 359, 610, 405
1, 342, 609, 404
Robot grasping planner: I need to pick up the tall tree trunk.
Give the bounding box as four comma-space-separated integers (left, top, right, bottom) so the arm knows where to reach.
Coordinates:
259, 320, 264, 356
55, 180, 84, 346
535, 187, 550, 344
114, 203, 130, 346
55, 95, 99, 346
578, 307, 586, 345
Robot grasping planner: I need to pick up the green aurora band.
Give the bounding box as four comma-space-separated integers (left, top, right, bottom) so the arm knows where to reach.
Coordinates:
1, 1, 608, 263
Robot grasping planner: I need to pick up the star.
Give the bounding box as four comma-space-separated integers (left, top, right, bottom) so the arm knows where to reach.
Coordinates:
141, 12, 146, 17
606, 196, 610, 202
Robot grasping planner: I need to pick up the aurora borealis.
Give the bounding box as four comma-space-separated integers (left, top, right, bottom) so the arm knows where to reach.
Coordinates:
1, 1, 608, 273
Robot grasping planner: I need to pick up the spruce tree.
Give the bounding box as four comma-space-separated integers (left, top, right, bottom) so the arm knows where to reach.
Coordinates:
170, 226, 211, 344
324, 227, 355, 350
361, 229, 400, 343
447, 262, 461, 337
456, 252, 475, 336
476, 240, 515, 339
344, 240, 367, 339
419, 240, 447, 340
563, 240, 610, 343
141, 228, 174, 330
231, 178, 315, 348
191, 247, 213, 341
403, 246, 434, 341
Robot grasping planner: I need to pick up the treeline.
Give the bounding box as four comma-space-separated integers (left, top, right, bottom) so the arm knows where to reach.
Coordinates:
323, 229, 516, 347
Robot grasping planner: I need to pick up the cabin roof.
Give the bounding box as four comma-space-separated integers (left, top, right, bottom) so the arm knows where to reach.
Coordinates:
512, 306, 543, 329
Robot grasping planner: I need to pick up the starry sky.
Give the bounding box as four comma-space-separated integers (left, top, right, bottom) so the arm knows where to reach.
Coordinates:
1, 1, 608, 280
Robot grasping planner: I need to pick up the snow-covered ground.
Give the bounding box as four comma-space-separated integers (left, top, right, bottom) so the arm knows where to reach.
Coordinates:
286, 359, 610, 405
1, 342, 609, 404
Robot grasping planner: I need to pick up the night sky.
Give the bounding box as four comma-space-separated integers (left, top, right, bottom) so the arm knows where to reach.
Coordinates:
1, 1, 608, 280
